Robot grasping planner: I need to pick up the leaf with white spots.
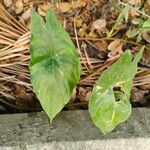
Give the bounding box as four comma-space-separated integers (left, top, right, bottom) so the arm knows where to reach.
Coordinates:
89, 47, 144, 134
29, 10, 81, 119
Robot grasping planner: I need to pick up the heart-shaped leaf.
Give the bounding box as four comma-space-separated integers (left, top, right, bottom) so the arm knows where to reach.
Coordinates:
89, 47, 144, 134
29, 10, 81, 119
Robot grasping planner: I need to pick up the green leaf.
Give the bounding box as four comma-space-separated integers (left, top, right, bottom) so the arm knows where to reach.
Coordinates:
89, 47, 144, 134
29, 10, 81, 120
109, 0, 122, 12
108, 4, 129, 37
141, 19, 150, 31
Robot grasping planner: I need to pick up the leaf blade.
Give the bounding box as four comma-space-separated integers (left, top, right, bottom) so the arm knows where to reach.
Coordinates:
89, 47, 144, 134
29, 10, 81, 119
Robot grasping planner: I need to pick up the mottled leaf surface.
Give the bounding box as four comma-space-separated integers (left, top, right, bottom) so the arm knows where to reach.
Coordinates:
89, 47, 144, 134
29, 10, 81, 119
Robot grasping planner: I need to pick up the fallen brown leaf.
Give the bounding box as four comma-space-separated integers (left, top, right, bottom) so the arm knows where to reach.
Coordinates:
91, 19, 106, 32
85, 91, 91, 101
15, 0, 23, 14
94, 40, 108, 52
142, 49, 150, 65
128, 0, 141, 5
56, 1, 86, 13
130, 9, 140, 18
142, 31, 150, 43
140, 84, 150, 90
21, 8, 30, 21
37, 3, 51, 16
3, 0, 12, 8
90, 19, 108, 37
74, 18, 83, 28
78, 87, 87, 102
131, 87, 145, 102
107, 39, 124, 57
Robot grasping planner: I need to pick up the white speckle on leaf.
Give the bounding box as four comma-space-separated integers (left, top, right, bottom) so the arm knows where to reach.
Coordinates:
96, 86, 102, 90
38, 90, 41, 94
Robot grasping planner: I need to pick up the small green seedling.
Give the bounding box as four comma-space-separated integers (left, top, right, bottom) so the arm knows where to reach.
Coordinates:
108, 4, 129, 37
126, 19, 150, 38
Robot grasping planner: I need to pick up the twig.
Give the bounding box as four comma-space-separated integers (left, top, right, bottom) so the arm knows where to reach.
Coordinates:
0, 3, 28, 33
73, 19, 82, 56
79, 55, 120, 84
73, 19, 91, 72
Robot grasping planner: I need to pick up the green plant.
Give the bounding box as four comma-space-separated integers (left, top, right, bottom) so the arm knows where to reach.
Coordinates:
108, 4, 129, 37
29, 10, 81, 120
126, 18, 150, 39
89, 47, 144, 134
108, 1, 150, 44
30, 9, 144, 133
